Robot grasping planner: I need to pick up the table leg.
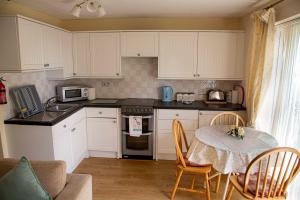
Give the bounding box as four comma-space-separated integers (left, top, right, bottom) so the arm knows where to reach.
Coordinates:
222, 172, 232, 200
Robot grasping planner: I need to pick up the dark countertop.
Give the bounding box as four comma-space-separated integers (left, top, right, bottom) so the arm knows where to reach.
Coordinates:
4, 98, 246, 126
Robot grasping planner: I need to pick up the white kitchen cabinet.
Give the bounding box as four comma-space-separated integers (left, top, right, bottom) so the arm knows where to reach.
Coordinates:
121, 32, 158, 57
198, 110, 247, 127
46, 31, 74, 80
86, 107, 119, 158
158, 32, 198, 79
87, 118, 117, 152
197, 32, 245, 79
73, 33, 91, 77
0, 16, 44, 72
70, 117, 87, 168
5, 108, 87, 173
42, 26, 62, 70
90, 32, 121, 78
156, 109, 198, 160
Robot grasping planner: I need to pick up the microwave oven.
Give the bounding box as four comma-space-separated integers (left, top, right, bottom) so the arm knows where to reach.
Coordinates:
56, 85, 88, 102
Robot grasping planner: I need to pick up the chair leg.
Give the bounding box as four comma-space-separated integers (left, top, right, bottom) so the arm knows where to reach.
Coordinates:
205, 173, 211, 200
215, 173, 221, 193
225, 183, 234, 200
171, 169, 183, 200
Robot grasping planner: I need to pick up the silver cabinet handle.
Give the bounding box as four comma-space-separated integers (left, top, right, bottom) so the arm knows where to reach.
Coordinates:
137, 53, 141, 56
71, 128, 76, 132
199, 112, 202, 115
98, 112, 102, 115
193, 74, 196, 77
197, 74, 200, 77
175, 114, 179, 117
113, 120, 116, 123
116, 73, 120, 76
63, 125, 67, 128
44, 64, 49, 67
73, 72, 77, 76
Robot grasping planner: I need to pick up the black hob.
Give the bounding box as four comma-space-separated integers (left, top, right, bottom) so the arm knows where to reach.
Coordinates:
121, 98, 154, 115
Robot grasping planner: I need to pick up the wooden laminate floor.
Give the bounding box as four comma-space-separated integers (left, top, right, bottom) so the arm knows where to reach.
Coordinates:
74, 158, 245, 200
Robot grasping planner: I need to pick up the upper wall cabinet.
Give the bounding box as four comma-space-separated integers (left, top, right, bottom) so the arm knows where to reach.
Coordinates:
73, 33, 91, 77
0, 16, 44, 72
158, 32, 198, 79
42, 26, 62, 70
90, 32, 121, 78
73, 32, 121, 78
197, 32, 245, 80
121, 32, 158, 57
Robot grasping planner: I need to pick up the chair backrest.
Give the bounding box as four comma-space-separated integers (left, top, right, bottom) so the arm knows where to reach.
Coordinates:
210, 112, 245, 126
243, 147, 300, 198
172, 119, 189, 168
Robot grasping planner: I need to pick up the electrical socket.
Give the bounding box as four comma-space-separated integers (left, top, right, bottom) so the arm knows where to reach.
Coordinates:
102, 81, 111, 87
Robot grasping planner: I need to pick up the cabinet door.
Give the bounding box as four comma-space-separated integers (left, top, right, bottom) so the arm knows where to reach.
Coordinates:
52, 123, 73, 173
18, 18, 44, 70
87, 118, 117, 152
197, 32, 244, 79
71, 118, 87, 167
90, 32, 121, 78
158, 32, 197, 79
121, 32, 158, 57
73, 33, 90, 76
43, 26, 62, 69
61, 31, 74, 78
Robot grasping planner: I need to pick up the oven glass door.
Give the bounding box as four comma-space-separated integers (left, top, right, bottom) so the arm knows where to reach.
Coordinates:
126, 135, 149, 150
65, 89, 82, 98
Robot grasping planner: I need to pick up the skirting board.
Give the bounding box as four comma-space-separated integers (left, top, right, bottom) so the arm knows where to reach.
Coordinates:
88, 151, 118, 158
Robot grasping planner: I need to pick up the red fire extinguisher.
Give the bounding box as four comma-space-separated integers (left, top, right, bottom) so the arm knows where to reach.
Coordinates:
0, 77, 7, 104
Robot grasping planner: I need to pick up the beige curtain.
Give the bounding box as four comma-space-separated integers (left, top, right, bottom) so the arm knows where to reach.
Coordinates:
245, 8, 275, 127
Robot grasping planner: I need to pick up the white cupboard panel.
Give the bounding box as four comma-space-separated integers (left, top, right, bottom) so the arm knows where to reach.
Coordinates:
86, 107, 117, 118
90, 32, 121, 78
18, 18, 44, 70
61, 31, 74, 78
71, 118, 87, 168
73, 33, 90, 76
87, 118, 118, 152
197, 32, 244, 79
158, 109, 198, 120
121, 32, 158, 57
158, 32, 198, 79
157, 119, 198, 131
43, 26, 62, 69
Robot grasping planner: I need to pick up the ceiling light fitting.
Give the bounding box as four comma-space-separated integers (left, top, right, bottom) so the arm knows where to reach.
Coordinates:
71, 0, 106, 18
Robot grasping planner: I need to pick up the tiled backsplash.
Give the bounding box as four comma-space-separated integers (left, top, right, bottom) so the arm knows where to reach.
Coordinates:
62, 58, 241, 99
2, 58, 241, 119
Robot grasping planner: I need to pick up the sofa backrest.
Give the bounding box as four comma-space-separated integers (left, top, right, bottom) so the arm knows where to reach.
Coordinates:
0, 158, 67, 198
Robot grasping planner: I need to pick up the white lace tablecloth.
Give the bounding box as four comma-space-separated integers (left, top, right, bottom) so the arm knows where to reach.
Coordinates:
186, 125, 279, 174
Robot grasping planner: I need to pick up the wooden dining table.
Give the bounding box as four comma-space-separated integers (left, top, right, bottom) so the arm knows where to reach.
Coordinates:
186, 125, 279, 200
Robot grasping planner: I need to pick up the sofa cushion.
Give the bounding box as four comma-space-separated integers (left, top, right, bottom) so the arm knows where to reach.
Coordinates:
0, 156, 52, 200
0, 158, 67, 198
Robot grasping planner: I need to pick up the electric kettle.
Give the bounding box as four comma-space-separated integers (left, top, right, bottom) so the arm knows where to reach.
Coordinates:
162, 86, 173, 102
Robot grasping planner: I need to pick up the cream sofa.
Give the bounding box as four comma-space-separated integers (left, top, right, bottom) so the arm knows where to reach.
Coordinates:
0, 159, 92, 200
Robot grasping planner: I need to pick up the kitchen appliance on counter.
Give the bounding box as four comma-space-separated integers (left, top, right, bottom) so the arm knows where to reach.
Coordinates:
205, 89, 227, 104
161, 86, 173, 102
56, 85, 88, 102
176, 92, 195, 104
10, 85, 44, 118
121, 99, 154, 159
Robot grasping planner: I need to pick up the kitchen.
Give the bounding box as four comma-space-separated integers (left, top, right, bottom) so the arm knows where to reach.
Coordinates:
0, 0, 299, 200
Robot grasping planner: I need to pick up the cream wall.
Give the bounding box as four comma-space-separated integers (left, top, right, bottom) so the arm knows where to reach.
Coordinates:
0, 1, 63, 27
62, 17, 242, 31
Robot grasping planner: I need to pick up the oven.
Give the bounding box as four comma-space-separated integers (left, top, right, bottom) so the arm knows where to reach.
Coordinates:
121, 106, 154, 159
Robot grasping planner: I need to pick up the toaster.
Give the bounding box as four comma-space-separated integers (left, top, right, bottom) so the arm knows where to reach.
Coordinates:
207, 90, 226, 101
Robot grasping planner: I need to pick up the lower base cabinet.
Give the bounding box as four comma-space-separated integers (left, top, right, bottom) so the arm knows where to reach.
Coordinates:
5, 108, 87, 173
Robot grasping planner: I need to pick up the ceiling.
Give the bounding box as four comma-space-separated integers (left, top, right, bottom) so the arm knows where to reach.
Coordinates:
13, 0, 270, 19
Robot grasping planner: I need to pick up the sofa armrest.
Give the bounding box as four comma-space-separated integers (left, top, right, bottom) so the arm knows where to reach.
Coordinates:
55, 174, 92, 200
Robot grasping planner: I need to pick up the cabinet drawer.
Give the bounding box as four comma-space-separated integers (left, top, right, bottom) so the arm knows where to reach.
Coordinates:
158, 109, 198, 120
157, 119, 198, 131
86, 107, 117, 118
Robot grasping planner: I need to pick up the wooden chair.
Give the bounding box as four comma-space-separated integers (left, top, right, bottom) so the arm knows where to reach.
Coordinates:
171, 119, 220, 200
226, 147, 300, 200
210, 112, 245, 127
